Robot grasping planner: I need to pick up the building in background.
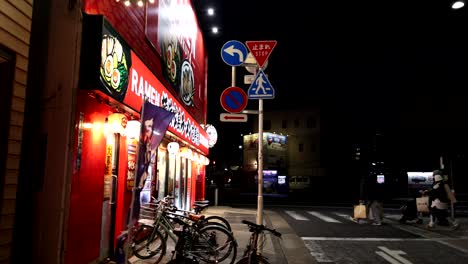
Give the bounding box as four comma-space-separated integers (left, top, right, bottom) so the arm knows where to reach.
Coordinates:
245, 107, 325, 193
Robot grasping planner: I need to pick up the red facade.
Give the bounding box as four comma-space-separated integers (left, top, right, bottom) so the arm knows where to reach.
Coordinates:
83, 0, 208, 124
65, 1, 209, 263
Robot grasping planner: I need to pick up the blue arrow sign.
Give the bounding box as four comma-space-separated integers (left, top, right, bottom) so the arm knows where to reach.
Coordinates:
221, 40, 248, 66
247, 70, 275, 99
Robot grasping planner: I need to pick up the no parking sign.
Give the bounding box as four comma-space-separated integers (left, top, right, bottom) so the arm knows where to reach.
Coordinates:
220, 87, 248, 113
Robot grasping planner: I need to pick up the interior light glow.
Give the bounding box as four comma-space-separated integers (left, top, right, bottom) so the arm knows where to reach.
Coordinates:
82, 123, 93, 129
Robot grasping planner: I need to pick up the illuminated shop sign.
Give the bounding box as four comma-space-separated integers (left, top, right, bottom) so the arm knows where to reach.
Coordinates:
80, 15, 209, 154
146, 0, 201, 107
266, 133, 287, 145
123, 51, 208, 154
407, 172, 433, 189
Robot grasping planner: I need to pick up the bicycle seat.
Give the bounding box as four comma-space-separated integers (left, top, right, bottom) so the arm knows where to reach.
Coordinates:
192, 203, 209, 214
188, 213, 205, 221
194, 200, 210, 205
193, 203, 209, 210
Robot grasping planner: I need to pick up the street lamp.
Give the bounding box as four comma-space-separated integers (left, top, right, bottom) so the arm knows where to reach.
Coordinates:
452, 1, 465, 9
207, 7, 215, 16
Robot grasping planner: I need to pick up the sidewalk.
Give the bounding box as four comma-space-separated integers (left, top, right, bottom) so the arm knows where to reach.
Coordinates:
204, 206, 317, 264
127, 206, 315, 264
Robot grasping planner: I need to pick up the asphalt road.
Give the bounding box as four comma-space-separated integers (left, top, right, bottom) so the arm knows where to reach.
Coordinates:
271, 206, 468, 264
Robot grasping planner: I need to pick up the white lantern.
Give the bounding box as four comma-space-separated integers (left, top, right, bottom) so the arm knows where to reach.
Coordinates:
125, 120, 141, 140
205, 124, 218, 148
186, 148, 193, 160
168, 142, 180, 155
107, 113, 127, 135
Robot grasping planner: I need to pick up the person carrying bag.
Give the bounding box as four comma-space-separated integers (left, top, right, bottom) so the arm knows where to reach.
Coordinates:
423, 170, 457, 229
354, 201, 367, 219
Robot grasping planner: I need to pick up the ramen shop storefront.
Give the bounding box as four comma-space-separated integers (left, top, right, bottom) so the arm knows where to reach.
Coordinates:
66, 14, 210, 264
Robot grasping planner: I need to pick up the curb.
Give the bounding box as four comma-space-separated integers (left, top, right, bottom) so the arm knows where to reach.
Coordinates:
265, 210, 317, 264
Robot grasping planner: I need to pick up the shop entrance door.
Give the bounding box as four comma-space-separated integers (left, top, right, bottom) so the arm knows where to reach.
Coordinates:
100, 133, 120, 259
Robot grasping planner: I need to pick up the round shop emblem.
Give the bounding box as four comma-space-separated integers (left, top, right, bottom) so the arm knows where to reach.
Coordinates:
205, 124, 218, 148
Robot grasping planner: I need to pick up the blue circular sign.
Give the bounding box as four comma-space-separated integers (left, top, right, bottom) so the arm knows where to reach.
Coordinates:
221, 40, 248, 66
220, 87, 248, 113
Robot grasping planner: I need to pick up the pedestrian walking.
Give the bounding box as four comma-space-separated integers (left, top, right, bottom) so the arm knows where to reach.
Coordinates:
361, 174, 387, 226
423, 170, 456, 229
368, 183, 386, 225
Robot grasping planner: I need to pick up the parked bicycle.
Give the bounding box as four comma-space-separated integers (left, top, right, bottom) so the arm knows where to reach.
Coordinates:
131, 196, 237, 263
235, 220, 282, 264
180, 199, 232, 231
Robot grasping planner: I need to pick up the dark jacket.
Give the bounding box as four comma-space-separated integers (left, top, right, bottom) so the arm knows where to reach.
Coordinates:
427, 182, 450, 203
363, 177, 387, 202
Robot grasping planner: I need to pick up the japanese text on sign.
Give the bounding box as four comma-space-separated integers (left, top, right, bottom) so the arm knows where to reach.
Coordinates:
250, 43, 273, 56
246, 40, 277, 68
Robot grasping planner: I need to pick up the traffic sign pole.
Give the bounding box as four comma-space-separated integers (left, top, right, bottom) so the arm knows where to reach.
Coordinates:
250, 64, 264, 229
257, 96, 264, 227
220, 39, 277, 233
232, 66, 236, 87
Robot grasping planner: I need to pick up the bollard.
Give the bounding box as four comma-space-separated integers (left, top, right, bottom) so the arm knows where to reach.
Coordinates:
215, 187, 218, 206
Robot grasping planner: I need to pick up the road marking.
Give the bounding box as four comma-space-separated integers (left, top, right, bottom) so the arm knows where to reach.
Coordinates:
333, 212, 350, 218
285, 210, 308, 220
308, 211, 341, 223
333, 212, 366, 223
376, 246, 413, 264
385, 214, 403, 221
435, 239, 468, 254
387, 216, 468, 254
376, 251, 403, 264
302, 237, 428, 241
303, 240, 333, 262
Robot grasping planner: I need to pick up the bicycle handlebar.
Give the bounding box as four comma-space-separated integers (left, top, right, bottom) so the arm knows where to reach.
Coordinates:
241, 220, 282, 238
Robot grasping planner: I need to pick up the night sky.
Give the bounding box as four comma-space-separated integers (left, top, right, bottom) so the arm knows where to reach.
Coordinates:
194, 1, 468, 176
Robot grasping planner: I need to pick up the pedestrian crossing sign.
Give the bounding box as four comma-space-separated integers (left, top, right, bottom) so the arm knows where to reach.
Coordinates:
247, 70, 275, 99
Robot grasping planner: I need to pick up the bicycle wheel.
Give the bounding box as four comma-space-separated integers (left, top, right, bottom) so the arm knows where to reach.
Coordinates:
132, 225, 167, 261
192, 225, 237, 263
204, 215, 232, 231
235, 255, 270, 264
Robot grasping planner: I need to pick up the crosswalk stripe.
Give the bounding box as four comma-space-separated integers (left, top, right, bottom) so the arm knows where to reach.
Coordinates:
308, 211, 341, 223
285, 210, 308, 220
333, 212, 354, 220
304, 240, 333, 262
385, 214, 402, 221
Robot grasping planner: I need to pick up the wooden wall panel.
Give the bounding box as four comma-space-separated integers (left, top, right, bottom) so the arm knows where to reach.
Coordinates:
0, 0, 33, 262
